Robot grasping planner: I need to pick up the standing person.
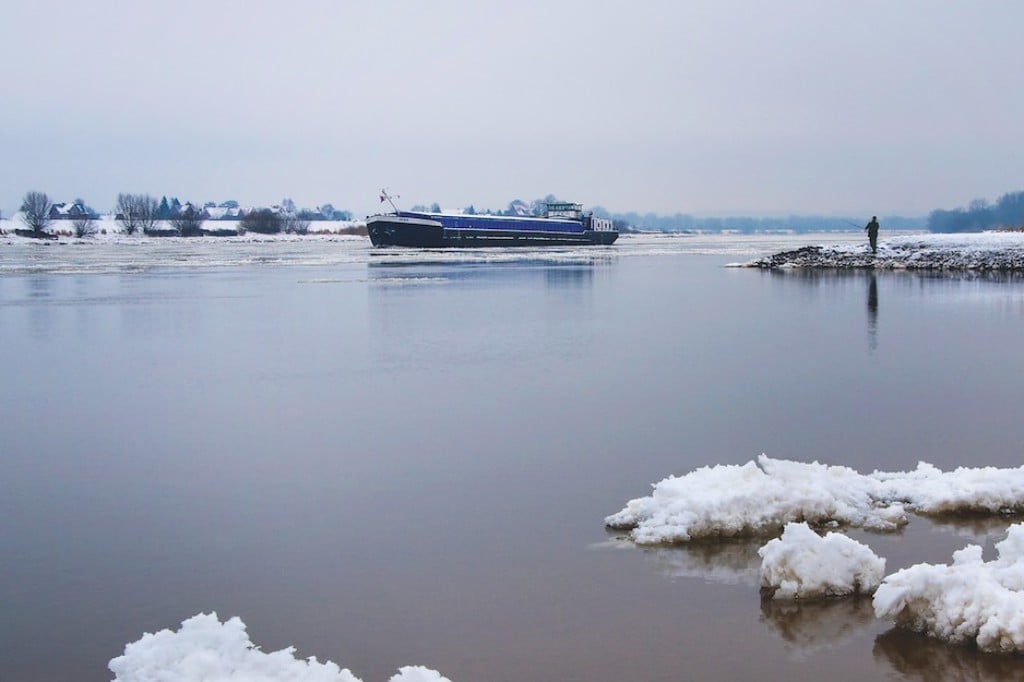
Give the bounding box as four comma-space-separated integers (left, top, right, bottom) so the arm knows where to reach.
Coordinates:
865, 216, 880, 254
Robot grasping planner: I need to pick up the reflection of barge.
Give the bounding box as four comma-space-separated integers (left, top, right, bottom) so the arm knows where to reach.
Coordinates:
367, 192, 618, 247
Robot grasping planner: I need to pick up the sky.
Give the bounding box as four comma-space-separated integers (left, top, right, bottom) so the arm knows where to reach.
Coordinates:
3, 1, 1023, 219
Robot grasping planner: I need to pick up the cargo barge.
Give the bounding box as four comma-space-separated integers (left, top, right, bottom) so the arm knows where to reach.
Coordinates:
367, 192, 618, 247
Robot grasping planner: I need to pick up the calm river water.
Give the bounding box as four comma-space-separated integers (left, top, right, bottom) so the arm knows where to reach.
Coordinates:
3, 233, 1024, 681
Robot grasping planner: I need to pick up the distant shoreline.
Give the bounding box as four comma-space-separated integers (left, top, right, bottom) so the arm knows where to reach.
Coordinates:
741, 233, 1024, 271
0, 217, 367, 240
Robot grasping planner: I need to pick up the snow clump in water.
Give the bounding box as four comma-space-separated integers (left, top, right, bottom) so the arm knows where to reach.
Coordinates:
108, 612, 452, 682
607, 455, 1024, 545
758, 522, 886, 599
605, 455, 907, 544
873, 522, 1024, 654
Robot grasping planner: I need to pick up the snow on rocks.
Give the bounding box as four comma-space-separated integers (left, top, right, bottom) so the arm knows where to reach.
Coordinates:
108, 612, 452, 682
743, 232, 1024, 270
604, 455, 907, 545
758, 522, 886, 599
873, 523, 1024, 654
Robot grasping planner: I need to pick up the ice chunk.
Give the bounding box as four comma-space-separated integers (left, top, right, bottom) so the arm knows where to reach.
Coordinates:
605, 455, 906, 544
391, 667, 451, 682
872, 461, 1024, 515
873, 522, 1024, 653
607, 455, 1024, 546
109, 612, 453, 682
758, 522, 886, 599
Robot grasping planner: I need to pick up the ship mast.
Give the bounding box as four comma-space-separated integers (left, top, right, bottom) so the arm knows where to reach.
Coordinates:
379, 188, 401, 214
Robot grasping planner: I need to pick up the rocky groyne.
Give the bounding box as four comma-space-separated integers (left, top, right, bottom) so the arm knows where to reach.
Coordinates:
743, 234, 1024, 271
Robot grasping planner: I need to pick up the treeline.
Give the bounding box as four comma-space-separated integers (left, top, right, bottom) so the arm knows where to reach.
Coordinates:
411, 194, 925, 233
928, 191, 1024, 233
594, 211, 925, 233
9, 190, 357, 238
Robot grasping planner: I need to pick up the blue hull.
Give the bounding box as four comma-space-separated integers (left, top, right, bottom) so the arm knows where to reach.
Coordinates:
367, 213, 618, 248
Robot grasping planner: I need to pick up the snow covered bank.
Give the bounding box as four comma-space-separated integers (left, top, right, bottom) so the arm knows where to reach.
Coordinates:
741, 232, 1024, 270
0, 216, 367, 242
759, 522, 886, 599
873, 522, 1024, 653
109, 613, 451, 682
606, 455, 1024, 545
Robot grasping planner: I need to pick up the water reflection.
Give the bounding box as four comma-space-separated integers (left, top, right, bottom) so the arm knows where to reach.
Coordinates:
919, 513, 1018, 543
26, 276, 53, 299
641, 540, 762, 586
544, 265, 593, 289
760, 596, 876, 657
596, 535, 762, 586
601, 535, 885, 656
27, 276, 53, 341
763, 267, 1024, 353
367, 259, 602, 368
366, 258, 597, 290
873, 627, 1024, 681
867, 273, 878, 352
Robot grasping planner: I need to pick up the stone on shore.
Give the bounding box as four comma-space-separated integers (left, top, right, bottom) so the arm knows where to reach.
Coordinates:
742, 233, 1024, 270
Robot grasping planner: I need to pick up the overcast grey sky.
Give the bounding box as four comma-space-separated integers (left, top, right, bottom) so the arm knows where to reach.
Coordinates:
3, 1, 1022, 218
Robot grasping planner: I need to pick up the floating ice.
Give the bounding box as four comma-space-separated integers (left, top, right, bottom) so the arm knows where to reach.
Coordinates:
607, 455, 1024, 545
605, 455, 907, 544
873, 461, 1024, 515
388, 668, 451, 682
758, 522, 886, 599
108, 612, 452, 682
873, 523, 1024, 654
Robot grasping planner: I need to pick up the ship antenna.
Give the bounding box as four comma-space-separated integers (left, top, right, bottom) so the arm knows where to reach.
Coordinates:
379, 188, 401, 213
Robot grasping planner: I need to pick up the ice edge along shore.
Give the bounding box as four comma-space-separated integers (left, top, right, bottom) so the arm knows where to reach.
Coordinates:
742, 232, 1024, 270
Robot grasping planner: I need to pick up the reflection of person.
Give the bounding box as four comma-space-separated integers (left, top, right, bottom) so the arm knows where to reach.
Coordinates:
867, 274, 878, 352
865, 216, 880, 254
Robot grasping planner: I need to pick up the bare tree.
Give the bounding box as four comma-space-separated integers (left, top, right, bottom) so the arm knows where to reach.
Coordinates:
170, 203, 205, 237
72, 214, 97, 238
282, 213, 310, 235
116, 193, 159, 235
239, 208, 282, 234
20, 191, 53, 235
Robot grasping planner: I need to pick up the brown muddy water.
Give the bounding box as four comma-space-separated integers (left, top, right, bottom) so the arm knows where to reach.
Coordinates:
3, 234, 1024, 680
